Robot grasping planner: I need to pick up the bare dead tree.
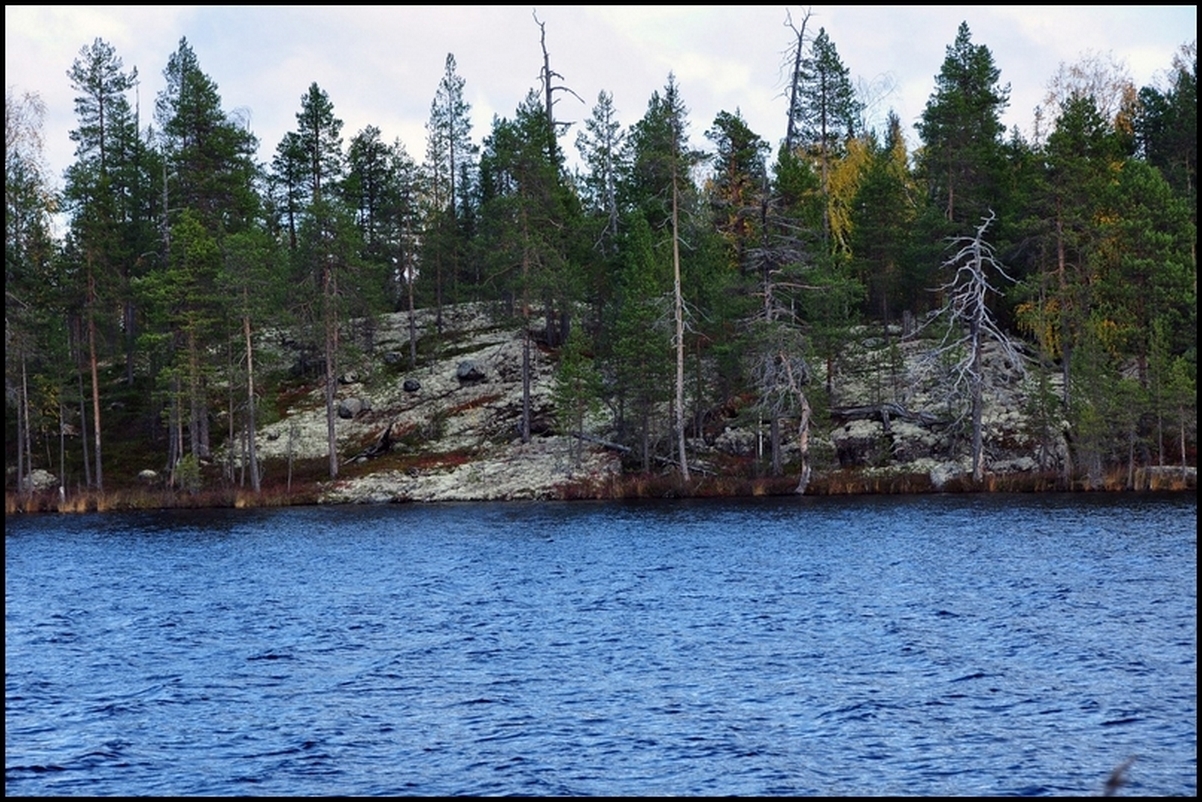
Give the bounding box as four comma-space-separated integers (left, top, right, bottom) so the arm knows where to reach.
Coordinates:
747, 320, 815, 492
533, 9, 585, 155
782, 7, 813, 153
740, 160, 825, 489
919, 210, 1025, 482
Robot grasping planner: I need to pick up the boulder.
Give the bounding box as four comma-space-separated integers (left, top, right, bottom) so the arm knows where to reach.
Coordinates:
21, 468, 58, 492
338, 397, 371, 419
715, 427, 757, 457
403, 378, 421, 393
456, 360, 486, 383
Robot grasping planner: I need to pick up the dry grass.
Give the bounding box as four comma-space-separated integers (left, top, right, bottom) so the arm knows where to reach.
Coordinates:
446, 393, 503, 417
811, 470, 936, 495
5, 479, 324, 515
6, 463, 1193, 515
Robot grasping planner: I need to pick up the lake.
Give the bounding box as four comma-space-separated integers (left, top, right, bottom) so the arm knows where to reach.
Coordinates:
5, 494, 1196, 796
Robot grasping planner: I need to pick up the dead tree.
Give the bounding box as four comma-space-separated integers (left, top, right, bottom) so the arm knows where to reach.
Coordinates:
920, 210, 1025, 482
782, 7, 813, 153
747, 320, 815, 493
533, 9, 585, 158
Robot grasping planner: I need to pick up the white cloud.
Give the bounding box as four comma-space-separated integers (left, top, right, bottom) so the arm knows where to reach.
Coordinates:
6, 4, 1195, 188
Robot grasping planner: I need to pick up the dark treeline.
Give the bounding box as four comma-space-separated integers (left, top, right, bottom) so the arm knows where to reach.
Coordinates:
5, 20, 1197, 494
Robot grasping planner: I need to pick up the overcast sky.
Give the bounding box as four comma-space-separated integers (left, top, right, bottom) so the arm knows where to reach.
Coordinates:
6, 5, 1197, 188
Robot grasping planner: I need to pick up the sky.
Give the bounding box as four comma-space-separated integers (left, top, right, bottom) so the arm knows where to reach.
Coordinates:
6, 5, 1197, 190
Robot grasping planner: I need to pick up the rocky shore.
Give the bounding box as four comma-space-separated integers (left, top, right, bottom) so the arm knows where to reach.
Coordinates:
221, 303, 1193, 504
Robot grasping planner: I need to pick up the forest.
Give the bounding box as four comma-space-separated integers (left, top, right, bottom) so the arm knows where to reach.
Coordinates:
5, 17, 1197, 504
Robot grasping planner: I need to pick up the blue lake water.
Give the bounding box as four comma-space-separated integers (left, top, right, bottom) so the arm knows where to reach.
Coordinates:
5, 494, 1197, 796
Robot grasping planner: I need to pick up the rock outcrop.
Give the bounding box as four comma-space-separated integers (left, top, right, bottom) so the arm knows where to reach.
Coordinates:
230, 305, 1083, 502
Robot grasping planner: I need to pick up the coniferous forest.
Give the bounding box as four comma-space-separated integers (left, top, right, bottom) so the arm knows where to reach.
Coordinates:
5, 19, 1197, 507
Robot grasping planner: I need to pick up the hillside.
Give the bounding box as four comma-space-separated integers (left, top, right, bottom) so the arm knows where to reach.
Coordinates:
9, 301, 1194, 512
235, 303, 1195, 503
253, 303, 621, 503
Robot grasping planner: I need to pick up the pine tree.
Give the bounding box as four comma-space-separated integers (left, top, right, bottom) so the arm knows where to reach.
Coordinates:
293, 82, 344, 207
478, 91, 581, 441
1017, 93, 1119, 408
1136, 42, 1196, 259
575, 90, 626, 254
345, 125, 391, 257
850, 112, 917, 326
276, 84, 358, 479
916, 21, 1010, 226
424, 54, 476, 326
219, 225, 285, 492
63, 38, 141, 489
608, 212, 672, 472
622, 74, 698, 478
153, 38, 261, 467
553, 321, 603, 466
791, 27, 862, 242
380, 140, 424, 365
574, 90, 628, 338
156, 37, 259, 234
705, 109, 769, 274
271, 131, 306, 252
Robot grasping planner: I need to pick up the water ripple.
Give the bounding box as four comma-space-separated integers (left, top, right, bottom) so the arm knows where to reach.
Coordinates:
6, 495, 1196, 796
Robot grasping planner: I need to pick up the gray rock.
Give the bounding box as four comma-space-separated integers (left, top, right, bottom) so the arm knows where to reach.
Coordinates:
456, 360, 486, 383
403, 378, 421, 393
21, 468, 58, 492
338, 397, 371, 419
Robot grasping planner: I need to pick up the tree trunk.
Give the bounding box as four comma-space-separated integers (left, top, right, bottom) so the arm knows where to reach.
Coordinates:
770, 416, 782, 477
324, 263, 339, 480
124, 299, 136, 385
75, 327, 92, 489
520, 211, 533, 444
189, 329, 201, 460
59, 401, 67, 498
1056, 206, 1072, 410
796, 394, 812, 495
522, 330, 532, 444
287, 421, 296, 493
672, 160, 689, 481
971, 324, 984, 483
783, 9, 810, 152
87, 267, 103, 490
243, 309, 261, 493
17, 353, 29, 498
1180, 411, 1188, 480
406, 226, 418, 369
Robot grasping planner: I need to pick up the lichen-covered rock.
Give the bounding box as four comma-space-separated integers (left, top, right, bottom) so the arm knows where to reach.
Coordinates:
21, 468, 58, 492
456, 360, 486, 383
337, 397, 370, 419
224, 303, 1079, 501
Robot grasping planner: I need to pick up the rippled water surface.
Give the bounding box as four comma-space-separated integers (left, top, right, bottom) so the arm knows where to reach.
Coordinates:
6, 494, 1197, 796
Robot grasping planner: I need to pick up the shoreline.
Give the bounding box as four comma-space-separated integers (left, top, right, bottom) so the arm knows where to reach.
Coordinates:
6, 465, 1195, 516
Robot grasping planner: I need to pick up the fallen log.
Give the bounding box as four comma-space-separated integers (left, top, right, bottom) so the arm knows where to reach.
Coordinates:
829, 403, 946, 429
349, 417, 398, 462
571, 432, 715, 475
